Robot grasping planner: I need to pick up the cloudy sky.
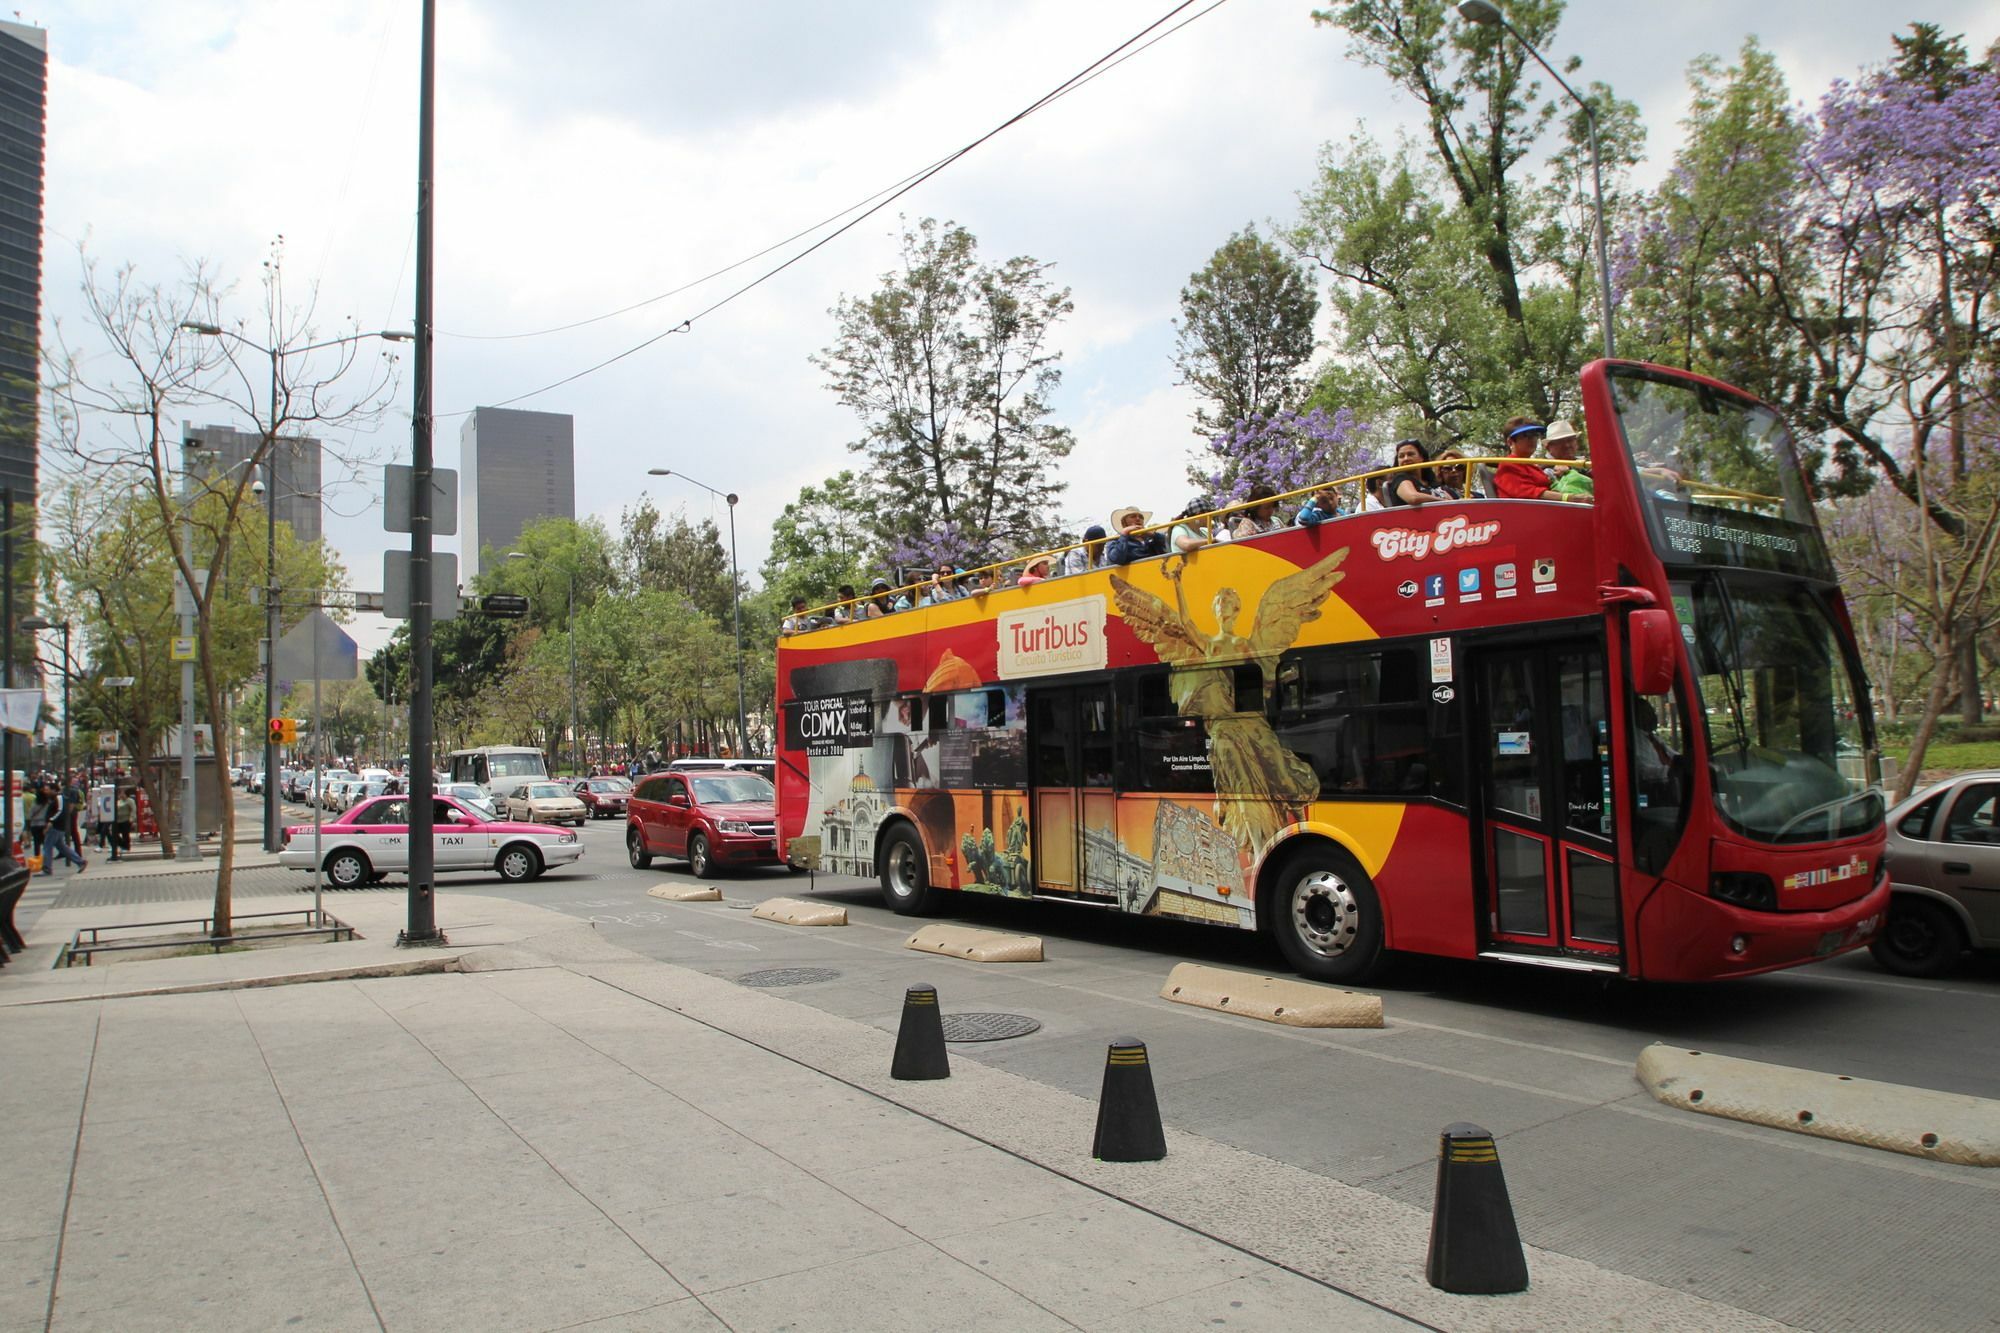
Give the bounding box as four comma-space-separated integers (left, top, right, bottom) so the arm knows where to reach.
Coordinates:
33, 0, 1996, 655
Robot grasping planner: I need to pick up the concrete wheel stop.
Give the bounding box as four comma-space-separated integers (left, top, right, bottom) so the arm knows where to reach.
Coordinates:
647, 885, 723, 902
1635, 1042, 2000, 1166
904, 924, 1043, 962
1159, 962, 1383, 1028
751, 897, 848, 927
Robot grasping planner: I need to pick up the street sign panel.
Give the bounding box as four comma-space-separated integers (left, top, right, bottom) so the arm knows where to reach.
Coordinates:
97, 730, 119, 751
170, 636, 197, 661
383, 550, 460, 622
480, 593, 531, 619
273, 611, 361, 683
383, 464, 459, 536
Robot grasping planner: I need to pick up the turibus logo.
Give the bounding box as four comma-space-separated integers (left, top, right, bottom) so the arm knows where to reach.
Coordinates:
997, 595, 1108, 679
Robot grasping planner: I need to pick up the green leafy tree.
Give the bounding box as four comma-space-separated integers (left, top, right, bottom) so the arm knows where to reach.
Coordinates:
814, 217, 1074, 564
1304, 0, 1642, 428
475, 515, 616, 633
619, 496, 736, 623
1173, 225, 1319, 439
758, 469, 875, 609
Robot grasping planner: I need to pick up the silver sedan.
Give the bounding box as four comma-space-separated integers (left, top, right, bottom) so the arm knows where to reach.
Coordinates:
1875, 771, 2000, 975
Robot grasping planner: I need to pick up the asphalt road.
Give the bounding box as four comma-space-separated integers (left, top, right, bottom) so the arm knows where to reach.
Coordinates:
322, 811, 2000, 1332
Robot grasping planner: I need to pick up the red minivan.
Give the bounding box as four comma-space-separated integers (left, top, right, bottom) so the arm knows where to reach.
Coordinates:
626, 769, 780, 877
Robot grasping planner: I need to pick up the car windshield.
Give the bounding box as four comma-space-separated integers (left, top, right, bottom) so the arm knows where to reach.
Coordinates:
1681, 575, 1883, 844
527, 783, 569, 799
588, 779, 629, 791
490, 753, 547, 779
692, 775, 774, 805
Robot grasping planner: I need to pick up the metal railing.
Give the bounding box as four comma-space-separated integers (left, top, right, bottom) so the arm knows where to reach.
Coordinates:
63, 908, 354, 967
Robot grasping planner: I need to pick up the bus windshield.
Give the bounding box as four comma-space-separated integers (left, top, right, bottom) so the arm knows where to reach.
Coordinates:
1608, 368, 1833, 579
1681, 576, 1881, 844
488, 751, 546, 779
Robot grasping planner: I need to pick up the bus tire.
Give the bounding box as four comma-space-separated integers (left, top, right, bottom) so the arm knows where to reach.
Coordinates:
878, 824, 935, 916
1869, 896, 1964, 978
1267, 844, 1385, 984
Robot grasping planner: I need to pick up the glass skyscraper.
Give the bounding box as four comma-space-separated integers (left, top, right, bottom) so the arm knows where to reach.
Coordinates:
460, 407, 575, 578
0, 20, 45, 503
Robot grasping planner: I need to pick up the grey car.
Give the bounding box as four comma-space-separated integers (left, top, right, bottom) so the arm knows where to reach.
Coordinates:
1875, 772, 2000, 976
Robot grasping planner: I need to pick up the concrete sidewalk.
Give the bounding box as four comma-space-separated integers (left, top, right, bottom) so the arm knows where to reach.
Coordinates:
0, 889, 1785, 1332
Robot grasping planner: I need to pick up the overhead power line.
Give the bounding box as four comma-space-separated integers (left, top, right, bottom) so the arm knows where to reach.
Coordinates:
467, 0, 1233, 413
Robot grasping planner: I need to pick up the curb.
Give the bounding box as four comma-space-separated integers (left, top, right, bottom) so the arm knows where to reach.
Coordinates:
1635, 1042, 2000, 1166
4, 955, 462, 1007
1159, 962, 1383, 1028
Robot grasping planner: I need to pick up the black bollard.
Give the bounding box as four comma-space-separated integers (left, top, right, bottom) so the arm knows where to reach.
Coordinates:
1092, 1038, 1166, 1162
1425, 1122, 1529, 1294
890, 983, 950, 1080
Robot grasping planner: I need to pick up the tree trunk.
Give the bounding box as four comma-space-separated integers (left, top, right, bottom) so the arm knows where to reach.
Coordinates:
1898, 651, 1959, 802
1959, 617, 1983, 724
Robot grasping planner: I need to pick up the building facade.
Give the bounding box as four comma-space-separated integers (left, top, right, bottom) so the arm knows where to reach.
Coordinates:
183, 423, 323, 544
459, 407, 575, 578
0, 21, 46, 503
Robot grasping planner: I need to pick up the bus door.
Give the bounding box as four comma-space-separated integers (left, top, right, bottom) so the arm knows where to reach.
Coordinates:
1472, 638, 1623, 967
1026, 683, 1118, 899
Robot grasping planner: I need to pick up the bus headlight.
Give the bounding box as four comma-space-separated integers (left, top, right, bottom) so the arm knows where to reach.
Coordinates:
1710, 872, 1776, 911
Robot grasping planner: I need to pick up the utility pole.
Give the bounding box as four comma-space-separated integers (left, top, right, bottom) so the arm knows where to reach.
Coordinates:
401, 0, 442, 945
177, 442, 201, 861
3, 488, 13, 857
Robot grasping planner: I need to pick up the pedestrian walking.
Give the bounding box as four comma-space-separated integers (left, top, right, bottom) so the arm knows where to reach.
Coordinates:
41, 780, 87, 875
26, 782, 52, 864
112, 787, 136, 860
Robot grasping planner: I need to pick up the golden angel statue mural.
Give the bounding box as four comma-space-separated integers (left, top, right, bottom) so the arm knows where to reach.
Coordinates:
1109, 547, 1349, 854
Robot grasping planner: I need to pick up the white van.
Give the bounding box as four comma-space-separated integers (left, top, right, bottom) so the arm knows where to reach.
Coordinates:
445, 746, 548, 796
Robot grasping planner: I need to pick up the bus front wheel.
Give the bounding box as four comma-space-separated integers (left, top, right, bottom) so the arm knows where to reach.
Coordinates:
879, 825, 935, 916
1268, 846, 1385, 983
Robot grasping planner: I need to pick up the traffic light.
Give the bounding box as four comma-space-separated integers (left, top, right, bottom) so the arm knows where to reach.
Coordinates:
269, 717, 297, 745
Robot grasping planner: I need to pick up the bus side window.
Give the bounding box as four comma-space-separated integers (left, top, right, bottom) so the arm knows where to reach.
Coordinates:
1273, 646, 1431, 797
1630, 680, 1693, 874
1117, 672, 1211, 793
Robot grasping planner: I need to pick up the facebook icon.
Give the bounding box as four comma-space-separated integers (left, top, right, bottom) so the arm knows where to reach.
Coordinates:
1425, 574, 1445, 599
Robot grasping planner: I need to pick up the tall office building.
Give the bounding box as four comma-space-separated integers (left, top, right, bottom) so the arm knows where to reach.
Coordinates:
184, 423, 324, 544
0, 21, 46, 502
460, 407, 575, 578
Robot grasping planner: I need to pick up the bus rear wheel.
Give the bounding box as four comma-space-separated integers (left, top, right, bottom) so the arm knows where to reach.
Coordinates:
878, 825, 935, 916
1268, 846, 1385, 984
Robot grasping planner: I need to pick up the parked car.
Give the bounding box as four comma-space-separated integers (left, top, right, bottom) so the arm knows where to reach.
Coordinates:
626, 769, 779, 878
442, 783, 498, 821
249, 770, 266, 795
344, 779, 390, 812
1874, 772, 2000, 976
668, 757, 775, 781
573, 777, 632, 820
278, 793, 584, 886
506, 781, 589, 826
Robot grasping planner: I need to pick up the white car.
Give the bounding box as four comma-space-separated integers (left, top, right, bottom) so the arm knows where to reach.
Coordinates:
442, 783, 498, 820
279, 794, 585, 887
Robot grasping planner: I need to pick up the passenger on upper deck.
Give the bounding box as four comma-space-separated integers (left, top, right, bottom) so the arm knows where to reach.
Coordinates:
1362, 475, 1388, 511
1169, 500, 1215, 554
1385, 440, 1449, 507
1494, 418, 1587, 503
1104, 506, 1167, 566
781, 597, 813, 635
1228, 484, 1284, 539
1017, 554, 1053, 587
921, 564, 960, 605
1294, 485, 1344, 526
864, 579, 896, 618
1545, 420, 1593, 498
1063, 525, 1108, 576
831, 584, 859, 623
1433, 447, 1483, 498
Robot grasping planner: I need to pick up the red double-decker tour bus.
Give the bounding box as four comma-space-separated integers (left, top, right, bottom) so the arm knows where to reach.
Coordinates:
774, 361, 1888, 983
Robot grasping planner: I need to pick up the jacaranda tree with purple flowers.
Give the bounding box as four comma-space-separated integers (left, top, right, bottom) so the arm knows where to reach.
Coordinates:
1193, 407, 1374, 507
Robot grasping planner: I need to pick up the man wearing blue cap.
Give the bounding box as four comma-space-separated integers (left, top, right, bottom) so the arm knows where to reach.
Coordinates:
1494, 416, 1586, 503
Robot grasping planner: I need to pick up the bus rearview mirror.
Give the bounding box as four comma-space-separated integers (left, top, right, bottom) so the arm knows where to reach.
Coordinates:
1629, 609, 1677, 696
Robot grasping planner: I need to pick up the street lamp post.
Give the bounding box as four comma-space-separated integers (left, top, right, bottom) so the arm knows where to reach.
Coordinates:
180, 320, 411, 851
19, 617, 70, 779
647, 468, 748, 758
505, 551, 578, 774
1457, 0, 1615, 360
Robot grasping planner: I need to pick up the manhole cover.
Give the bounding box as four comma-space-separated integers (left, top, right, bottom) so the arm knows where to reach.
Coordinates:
941, 1012, 1042, 1043
735, 967, 842, 988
